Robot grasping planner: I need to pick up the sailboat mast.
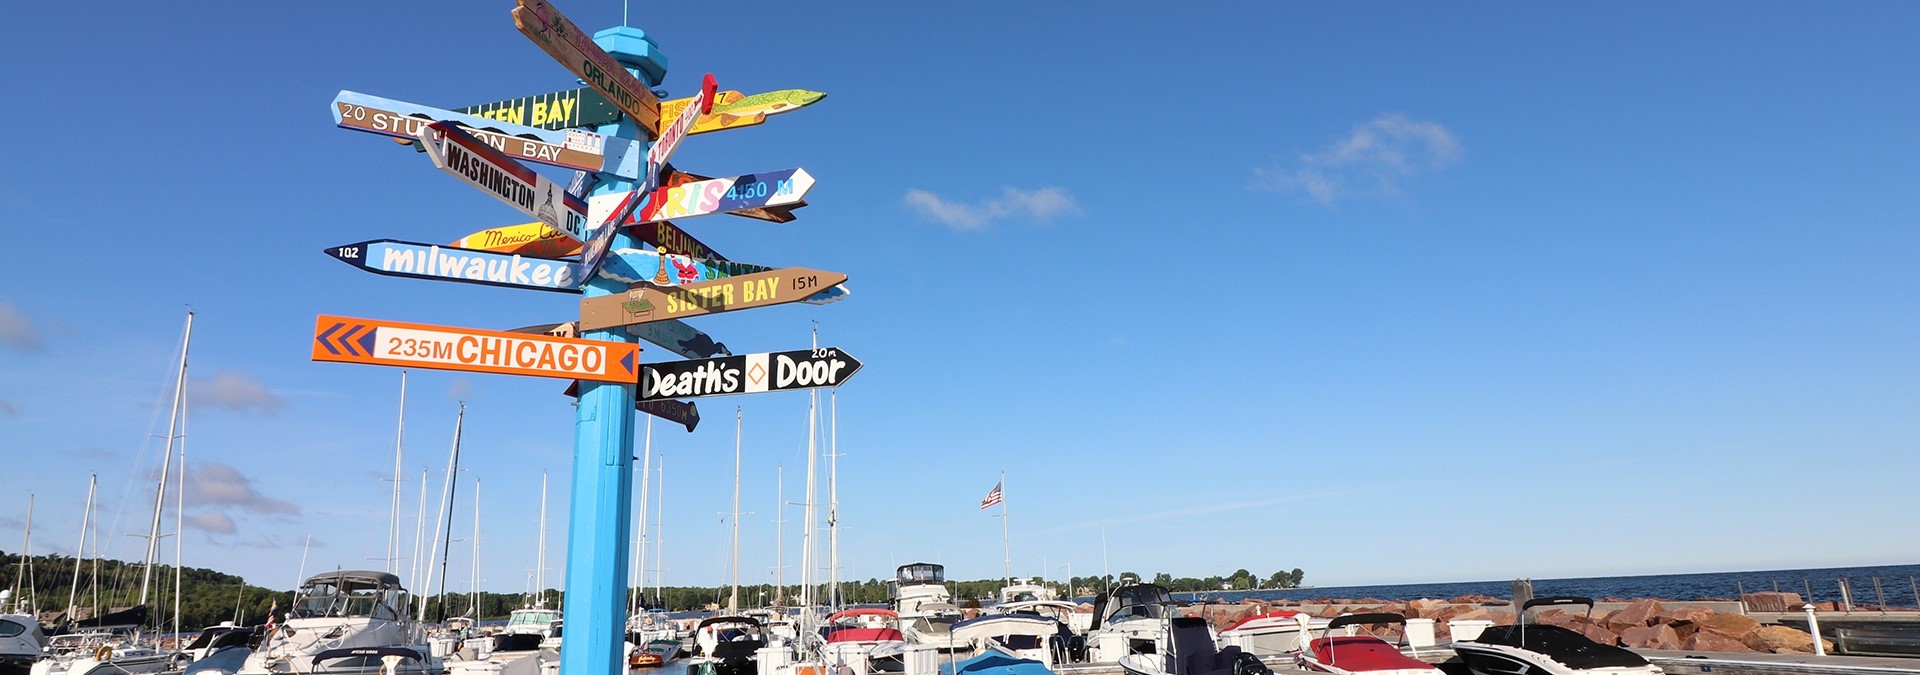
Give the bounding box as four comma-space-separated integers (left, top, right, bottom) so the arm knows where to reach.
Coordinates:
174, 399, 188, 638
829, 391, 840, 610
653, 455, 665, 607
774, 465, 784, 606
410, 466, 428, 612
729, 408, 743, 612
388, 372, 408, 574
421, 403, 465, 623
11, 494, 30, 612
800, 357, 819, 615
1000, 469, 1011, 586
142, 310, 192, 609
538, 471, 549, 608
632, 421, 651, 613
66, 475, 95, 621
470, 478, 481, 617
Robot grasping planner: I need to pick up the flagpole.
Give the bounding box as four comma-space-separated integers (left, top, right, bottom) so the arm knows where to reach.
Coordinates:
999, 469, 1011, 586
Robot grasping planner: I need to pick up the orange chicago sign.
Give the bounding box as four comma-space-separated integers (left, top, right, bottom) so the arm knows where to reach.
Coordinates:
311, 314, 639, 383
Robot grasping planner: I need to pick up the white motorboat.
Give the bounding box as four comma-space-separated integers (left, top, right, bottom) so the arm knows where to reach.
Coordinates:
1215, 611, 1325, 658
489, 608, 561, 653
0, 592, 47, 675
1085, 583, 1176, 664
1451, 597, 1662, 675
1294, 613, 1438, 675
1118, 616, 1269, 675
822, 609, 906, 675
30, 628, 178, 675
949, 613, 1072, 668
223, 571, 441, 675
890, 564, 962, 648
684, 616, 766, 675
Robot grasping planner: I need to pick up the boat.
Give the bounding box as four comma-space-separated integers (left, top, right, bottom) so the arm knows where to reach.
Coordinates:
822, 608, 906, 675
1294, 613, 1438, 675
487, 607, 561, 653
1216, 611, 1325, 658
1450, 597, 1662, 675
684, 616, 767, 675
231, 571, 441, 675
31, 629, 179, 675
949, 614, 1072, 668
1117, 616, 1268, 675
891, 564, 962, 648
937, 649, 1053, 675
0, 592, 47, 675
1084, 583, 1175, 663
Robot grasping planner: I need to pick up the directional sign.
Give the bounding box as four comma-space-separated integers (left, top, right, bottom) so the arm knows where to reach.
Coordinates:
332, 90, 639, 178
557, 380, 703, 432
513, 0, 662, 137
578, 74, 717, 279
638, 347, 864, 401
662, 88, 827, 136
420, 123, 590, 241
633, 168, 813, 223
326, 240, 582, 292
312, 315, 639, 383
515, 320, 728, 361
598, 248, 849, 305
449, 222, 581, 258
578, 268, 848, 330
456, 86, 624, 131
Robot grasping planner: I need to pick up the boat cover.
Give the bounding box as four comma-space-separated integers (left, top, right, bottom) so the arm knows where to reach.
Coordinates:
826, 627, 904, 643
1465, 626, 1650, 669
938, 651, 1051, 675
1307, 637, 1435, 673
1220, 611, 1305, 634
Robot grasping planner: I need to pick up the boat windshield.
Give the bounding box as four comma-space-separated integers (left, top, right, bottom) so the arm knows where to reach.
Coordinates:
293, 571, 405, 621
896, 563, 945, 585
1105, 585, 1172, 623
507, 611, 559, 628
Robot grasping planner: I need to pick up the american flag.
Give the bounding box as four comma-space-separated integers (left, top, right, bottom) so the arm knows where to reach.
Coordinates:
262, 599, 278, 643
979, 481, 1003, 509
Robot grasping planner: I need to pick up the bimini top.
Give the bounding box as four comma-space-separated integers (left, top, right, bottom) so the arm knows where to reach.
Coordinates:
696, 615, 764, 629
301, 570, 404, 591
897, 563, 946, 585
1093, 583, 1172, 629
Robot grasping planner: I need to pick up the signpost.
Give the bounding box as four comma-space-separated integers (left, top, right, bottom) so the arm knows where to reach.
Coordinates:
311, 315, 639, 383
599, 248, 850, 305
632, 167, 814, 223
639, 347, 863, 401
449, 222, 581, 258
332, 90, 638, 178
577, 74, 717, 281
512, 0, 662, 136
419, 122, 590, 241
326, 240, 582, 292
578, 267, 848, 330
515, 320, 729, 360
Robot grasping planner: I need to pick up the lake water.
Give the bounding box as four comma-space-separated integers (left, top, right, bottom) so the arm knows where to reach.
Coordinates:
1173, 563, 1920, 607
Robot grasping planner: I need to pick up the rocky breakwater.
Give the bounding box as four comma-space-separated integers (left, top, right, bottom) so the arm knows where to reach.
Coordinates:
1176, 596, 1834, 654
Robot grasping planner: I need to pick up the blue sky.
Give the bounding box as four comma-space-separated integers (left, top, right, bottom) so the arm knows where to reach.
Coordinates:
3, 2, 1919, 597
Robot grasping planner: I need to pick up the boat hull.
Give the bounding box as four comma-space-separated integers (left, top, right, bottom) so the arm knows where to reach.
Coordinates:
1451, 643, 1661, 675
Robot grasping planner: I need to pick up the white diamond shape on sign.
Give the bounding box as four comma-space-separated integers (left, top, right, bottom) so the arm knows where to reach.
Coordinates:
744, 353, 770, 393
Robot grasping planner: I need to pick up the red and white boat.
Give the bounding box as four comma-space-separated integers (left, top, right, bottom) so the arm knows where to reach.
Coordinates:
1216, 610, 1328, 657
1295, 614, 1440, 675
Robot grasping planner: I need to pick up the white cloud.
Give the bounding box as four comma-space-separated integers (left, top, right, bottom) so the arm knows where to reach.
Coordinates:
184, 461, 300, 516
192, 370, 285, 415
184, 511, 236, 534
904, 186, 1081, 231
1255, 113, 1461, 206
0, 301, 44, 351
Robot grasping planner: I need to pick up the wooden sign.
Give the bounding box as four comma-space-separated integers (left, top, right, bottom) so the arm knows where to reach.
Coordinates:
326, 240, 581, 292
598, 248, 850, 305
633, 168, 814, 223
419, 123, 589, 241
639, 347, 864, 401
578, 74, 717, 279
312, 315, 639, 383
455, 86, 624, 131
333, 90, 638, 178
512, 0, 662, 137
627, 221, 849, 304
510, 320, 727, 361
578, 268, 848, 330
662, 88, 827, 136
449, 222, 580, 258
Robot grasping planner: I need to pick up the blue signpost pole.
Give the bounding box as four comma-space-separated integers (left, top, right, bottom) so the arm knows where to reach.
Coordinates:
563, 26, 667, 675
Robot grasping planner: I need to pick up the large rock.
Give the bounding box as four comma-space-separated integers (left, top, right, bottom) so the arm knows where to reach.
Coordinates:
1406, 599, 1445, 618
1620, 624, 1682, 650
1697, 613, 1762, 639
1741, 625, 1832, 654
1450, 595, 1506, 605
1682, 631, 1756, 653
1740, 592, 1804, 613
1605, 599, 1666, 631
1656, 606, 1715, 640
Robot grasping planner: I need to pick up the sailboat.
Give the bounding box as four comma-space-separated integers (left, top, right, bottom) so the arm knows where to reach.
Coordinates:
34, 313, 198, 675
3, 497, 49, 675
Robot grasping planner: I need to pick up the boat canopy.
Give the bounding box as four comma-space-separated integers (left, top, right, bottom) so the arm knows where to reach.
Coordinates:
294, 570, 406, 620
951, 614, 1063, 642
829, 608, 899, 622
696, 615, 763, 629
896, 562, 945, 586
1324, 612, 1405, 631
1520, 596, 1595, 613
1093, 583, 1172, 628
300, 570, 404, 592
